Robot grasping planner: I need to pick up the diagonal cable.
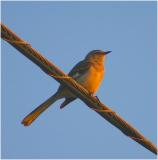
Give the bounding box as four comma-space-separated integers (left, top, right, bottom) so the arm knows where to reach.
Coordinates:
1, 23, 157, 155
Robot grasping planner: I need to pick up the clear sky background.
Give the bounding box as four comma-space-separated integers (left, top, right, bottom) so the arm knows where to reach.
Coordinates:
1, 1, 157, 159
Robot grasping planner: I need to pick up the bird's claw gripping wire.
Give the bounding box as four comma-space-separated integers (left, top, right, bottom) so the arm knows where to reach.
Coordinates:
94, 95, 101, 103
88, 96, 115, 113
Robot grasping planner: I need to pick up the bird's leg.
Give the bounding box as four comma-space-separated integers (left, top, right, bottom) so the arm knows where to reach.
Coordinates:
94, 95, 101, 104
88, 93, 102, 107
88, 95, 115, 113
88, 92, 101, 103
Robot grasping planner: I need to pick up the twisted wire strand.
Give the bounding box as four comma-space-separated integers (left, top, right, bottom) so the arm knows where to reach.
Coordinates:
1, 23, 157, 155
2, 37, 30, 45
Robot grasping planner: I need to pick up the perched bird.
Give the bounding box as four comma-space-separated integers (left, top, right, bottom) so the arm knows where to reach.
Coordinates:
22, 50, 111, 126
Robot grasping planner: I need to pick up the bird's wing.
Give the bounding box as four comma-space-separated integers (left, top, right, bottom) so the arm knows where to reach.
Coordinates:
68, 60, 92, 79
57, 60, 92, 92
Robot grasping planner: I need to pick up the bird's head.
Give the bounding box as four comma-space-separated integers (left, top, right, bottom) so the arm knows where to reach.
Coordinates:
85, 50, 111, 63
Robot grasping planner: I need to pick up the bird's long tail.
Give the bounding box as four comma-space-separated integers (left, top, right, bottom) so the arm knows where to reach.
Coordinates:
21, 92, 61, 126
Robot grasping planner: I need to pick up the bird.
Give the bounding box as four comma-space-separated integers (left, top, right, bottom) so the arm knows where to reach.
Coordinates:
22, 50, 111, 126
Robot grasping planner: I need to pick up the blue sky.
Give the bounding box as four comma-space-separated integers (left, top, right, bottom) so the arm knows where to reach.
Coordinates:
1, 1, 157, 159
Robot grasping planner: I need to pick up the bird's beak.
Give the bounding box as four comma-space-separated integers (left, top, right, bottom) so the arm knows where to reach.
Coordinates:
105, 51, 112, 55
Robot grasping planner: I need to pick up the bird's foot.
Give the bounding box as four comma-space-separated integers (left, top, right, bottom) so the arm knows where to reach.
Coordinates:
94, 96, 101, 104
90, 96, 115, 113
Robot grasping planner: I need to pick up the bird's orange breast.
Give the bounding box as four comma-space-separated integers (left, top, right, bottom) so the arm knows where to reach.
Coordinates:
77, 66, 104, 94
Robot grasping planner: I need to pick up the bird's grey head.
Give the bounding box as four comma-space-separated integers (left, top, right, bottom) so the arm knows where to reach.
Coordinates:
85, 50, 111, 63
